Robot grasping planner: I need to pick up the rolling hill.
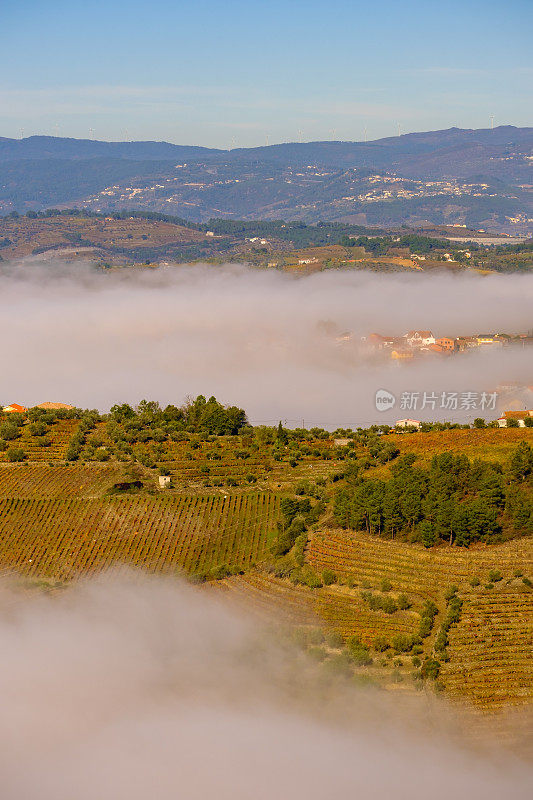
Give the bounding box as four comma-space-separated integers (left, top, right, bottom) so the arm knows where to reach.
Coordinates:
0, 402, 531, 718
1, 127, 531, 232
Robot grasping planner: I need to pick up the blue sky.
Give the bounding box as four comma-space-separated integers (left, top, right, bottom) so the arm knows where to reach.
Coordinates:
2, 0, 532, 146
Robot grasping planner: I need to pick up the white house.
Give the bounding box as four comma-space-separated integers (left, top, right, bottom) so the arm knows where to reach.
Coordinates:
158, 475, 171, 488
498, 410, 533, 428
395, 419, 421, 430
404, 330, 435, 348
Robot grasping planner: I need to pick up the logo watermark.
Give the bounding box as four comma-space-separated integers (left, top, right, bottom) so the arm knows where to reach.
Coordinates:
375, 389, 497, 412
375, 389, 396, 411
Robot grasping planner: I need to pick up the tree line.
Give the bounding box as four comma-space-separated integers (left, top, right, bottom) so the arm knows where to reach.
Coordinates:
334, 446, 533, 546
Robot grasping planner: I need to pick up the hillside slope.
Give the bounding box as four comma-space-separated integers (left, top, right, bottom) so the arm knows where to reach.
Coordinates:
0, 414, 531, 714
1, 128, 531, 232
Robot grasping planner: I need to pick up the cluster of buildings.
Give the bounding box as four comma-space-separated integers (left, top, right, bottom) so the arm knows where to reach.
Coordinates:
365, 330, 533, 361
395, 409, 533, 430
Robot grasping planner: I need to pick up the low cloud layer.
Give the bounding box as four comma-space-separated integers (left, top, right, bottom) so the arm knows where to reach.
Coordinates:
0, 573, 530, 800
0, 261, 532, 425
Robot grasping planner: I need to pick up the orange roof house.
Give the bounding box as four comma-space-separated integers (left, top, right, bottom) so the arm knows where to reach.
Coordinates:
2, 403, 27, 414
435, 337, 456, 351
498, 410, 533, 427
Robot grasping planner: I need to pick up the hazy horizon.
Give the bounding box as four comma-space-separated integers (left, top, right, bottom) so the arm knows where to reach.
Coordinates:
1, 260, 532, 427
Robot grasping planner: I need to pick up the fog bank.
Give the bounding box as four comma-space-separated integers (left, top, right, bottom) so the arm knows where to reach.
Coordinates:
0, 573, 530, 800
1, 262, 532, 426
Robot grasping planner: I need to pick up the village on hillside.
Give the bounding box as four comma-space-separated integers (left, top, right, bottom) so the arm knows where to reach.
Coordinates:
364, 329, 533, 361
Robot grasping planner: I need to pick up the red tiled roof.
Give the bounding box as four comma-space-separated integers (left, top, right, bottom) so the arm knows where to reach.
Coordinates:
3, 403, 27, 413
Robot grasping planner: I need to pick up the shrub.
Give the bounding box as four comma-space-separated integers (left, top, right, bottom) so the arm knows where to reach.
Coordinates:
305, 573, 323, 589
380, 578, 392, 592
0, 423, 19, 441
470, 576, 480, 587
326, 630, 344, 649
434, 630, 448, 652
444, 585, 458, 601
323, 651, 353, 678
391, 634, 413, 653
397, 593, 410, 610
347, 636, 372, 666
29, 421, 48, 437
7, 447, 26, 462
420, 658, 441, 681
488, 569, 502, 582
381, 597, 398, 614
418, 601, 438, 638
373, 636, 389, 652
322, 569, 337, 586
522, 576, 532, 588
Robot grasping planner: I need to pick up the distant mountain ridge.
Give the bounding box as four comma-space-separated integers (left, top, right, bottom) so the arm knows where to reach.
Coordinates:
1, 126, 531, 169
0, 136, 222, 162
0, 127, 531, 232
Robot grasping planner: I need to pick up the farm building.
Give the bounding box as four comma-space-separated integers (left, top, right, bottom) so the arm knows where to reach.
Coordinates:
476, 334, 502, 346
435, 337, 456, 351
395, 419, 421, 429
498, 410, 533, 427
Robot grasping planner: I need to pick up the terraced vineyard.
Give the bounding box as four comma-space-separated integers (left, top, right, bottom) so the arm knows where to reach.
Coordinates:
216, 571, 420, 643
0, 419, 79, 462
308, 529, 531, 602
307, 528, 533, 706
0, 464, 123, 498
214, 571, 322, 625
441, 586, 533, 709
379, 428, 533, 471
0, 492, 279, 581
